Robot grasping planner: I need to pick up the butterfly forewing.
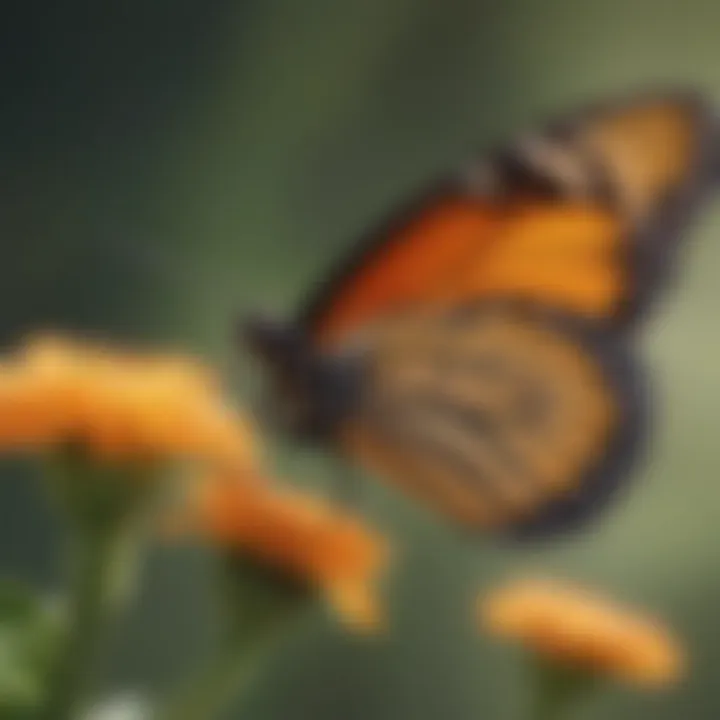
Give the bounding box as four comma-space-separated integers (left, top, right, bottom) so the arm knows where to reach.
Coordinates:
575, 97, 700, 219
301, 92, 716, 347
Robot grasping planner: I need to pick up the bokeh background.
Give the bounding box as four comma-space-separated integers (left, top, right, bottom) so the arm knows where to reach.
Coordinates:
2, 1, 720, 718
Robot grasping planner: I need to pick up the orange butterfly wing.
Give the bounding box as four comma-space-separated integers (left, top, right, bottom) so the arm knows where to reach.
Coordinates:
262, 90, 718, 536
307, 198, 621, 347
301, 92, 714, 347
333, 306, 642, 535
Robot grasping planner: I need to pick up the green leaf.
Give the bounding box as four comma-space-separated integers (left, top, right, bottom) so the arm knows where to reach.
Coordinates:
0, 580, 64, 714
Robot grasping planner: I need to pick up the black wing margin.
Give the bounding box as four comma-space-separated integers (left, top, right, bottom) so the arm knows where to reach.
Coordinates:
466, 88, 720, 328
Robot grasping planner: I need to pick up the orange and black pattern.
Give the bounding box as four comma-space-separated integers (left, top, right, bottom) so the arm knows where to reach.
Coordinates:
337, 305, 644, 534
302, 92, 714, 346
247, 90, 718, 536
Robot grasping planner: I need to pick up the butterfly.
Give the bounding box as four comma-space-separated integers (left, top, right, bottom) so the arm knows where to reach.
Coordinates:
240, 89, 719, 538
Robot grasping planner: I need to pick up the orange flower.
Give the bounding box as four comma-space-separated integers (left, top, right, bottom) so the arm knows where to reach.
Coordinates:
188, 472, 389, 632
479, 578, 684, 687
0, 333, 256, 465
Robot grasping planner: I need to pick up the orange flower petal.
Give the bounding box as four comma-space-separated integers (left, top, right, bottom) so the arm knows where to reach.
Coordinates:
479, 578, 684, 687
0, 333, 258, 467
327, 582, 384, 632
187, 473, 388, 631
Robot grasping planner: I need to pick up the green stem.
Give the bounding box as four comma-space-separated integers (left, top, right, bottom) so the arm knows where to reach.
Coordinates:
41, 525, 133, 720
39, 449, 156, 720
529, 658, 599, 720
156, 607, 305, 720
156, 630, 270, 720
156, 558, 310, 720
533, 682, 573, 720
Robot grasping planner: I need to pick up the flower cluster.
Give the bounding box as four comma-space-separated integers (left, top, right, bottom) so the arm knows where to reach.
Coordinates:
0, 334, 256, 465
0, 331, 389, 635
480, 578, 684, 687
187, 472, 389, 631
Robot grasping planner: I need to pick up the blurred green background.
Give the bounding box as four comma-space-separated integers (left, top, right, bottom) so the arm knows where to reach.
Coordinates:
2, 1, 720, 718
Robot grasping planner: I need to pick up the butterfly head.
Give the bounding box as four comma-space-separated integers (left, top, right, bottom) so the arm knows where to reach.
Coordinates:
240, 313, 361, 442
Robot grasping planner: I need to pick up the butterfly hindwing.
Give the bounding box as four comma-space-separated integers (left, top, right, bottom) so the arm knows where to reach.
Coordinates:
337, 305, 647, 536
301, 90, 717, 346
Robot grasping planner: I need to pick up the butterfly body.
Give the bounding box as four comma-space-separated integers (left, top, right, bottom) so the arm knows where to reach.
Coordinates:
242, 90, 719, 537
243, 316, 364, 441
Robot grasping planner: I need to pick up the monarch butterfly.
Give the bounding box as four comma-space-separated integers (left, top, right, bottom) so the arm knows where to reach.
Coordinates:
240, 89, 720, 538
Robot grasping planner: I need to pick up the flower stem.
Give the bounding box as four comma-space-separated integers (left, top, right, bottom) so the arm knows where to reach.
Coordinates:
529, 658, 598, 720
41, 522, 134, 720
40, 450, 156, 720
533, 683, 573, 720
156, 628, 272, 720
156, 558, 309, 720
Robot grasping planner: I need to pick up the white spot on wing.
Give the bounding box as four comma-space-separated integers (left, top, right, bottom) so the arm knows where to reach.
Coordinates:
515, 134, 592, 198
